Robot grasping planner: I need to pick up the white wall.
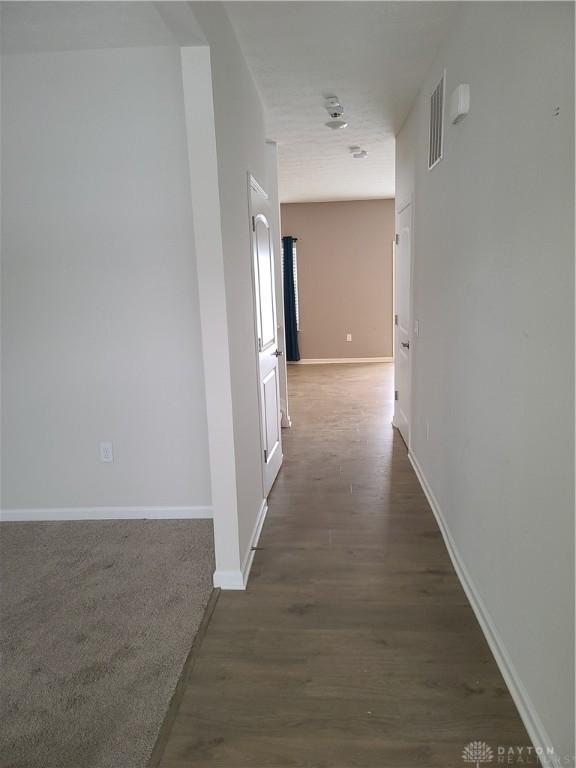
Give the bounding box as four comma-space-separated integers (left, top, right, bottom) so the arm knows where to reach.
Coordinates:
1, 2, 280, 587
191, 3, 269, 567
396, 3, 574, 763
1, 38, 211, 512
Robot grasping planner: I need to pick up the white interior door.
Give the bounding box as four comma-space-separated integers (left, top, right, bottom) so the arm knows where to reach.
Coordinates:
393, 203, 412, 447
250, 179, 283, 496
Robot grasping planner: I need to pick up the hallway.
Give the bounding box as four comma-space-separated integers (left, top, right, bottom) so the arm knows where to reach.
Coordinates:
159, 364, 529, 767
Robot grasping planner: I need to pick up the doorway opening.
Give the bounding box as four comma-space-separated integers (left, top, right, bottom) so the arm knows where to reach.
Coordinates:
277, 199, 402, 439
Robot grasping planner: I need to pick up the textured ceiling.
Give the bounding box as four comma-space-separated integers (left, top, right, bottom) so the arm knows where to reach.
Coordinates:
226, 2, 460, 202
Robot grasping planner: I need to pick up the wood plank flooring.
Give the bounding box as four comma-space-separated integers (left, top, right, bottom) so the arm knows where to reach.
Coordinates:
159, 363, 529, 767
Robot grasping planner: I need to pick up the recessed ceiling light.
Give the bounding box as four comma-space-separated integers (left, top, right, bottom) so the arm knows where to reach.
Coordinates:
325, 119, 348, 130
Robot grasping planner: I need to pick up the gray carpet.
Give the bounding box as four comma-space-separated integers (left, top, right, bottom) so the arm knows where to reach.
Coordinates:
0, 520, 215, 768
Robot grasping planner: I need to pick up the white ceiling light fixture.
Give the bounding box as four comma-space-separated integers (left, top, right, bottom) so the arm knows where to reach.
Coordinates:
325, 95, 348, 129
325, 119, 348, 130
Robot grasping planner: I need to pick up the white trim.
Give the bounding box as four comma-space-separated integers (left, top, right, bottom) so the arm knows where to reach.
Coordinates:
393, 198, 414, 449
180, 47, 242, 579
211, 569, 245, 590
213, 499, 268, 591
240, 498, 268, 584
289, 357, 393, 365
266, 142, 291, 432
0, 506, 213, 522
408, 451, 558, 768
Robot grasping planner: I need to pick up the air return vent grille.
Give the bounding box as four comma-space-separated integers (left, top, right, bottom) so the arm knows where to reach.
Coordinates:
428, 72, 445, 169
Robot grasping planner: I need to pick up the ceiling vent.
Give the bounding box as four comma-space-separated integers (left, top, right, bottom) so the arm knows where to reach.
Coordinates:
428, 71, 445, 170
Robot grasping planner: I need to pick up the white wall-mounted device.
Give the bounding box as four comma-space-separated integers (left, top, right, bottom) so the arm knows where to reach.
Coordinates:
325, 96, 348, 130
100, 441, 114, 463
450, 84, 470, 124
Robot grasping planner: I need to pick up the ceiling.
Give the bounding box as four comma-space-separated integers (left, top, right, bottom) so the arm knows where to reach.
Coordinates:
0, 2, 206, 54
225, 2, 460, 203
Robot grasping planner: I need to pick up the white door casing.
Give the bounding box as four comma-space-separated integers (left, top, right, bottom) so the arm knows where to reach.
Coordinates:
393, 201, 412, 447
249, 176, 283, 496
265, 141, 291, 429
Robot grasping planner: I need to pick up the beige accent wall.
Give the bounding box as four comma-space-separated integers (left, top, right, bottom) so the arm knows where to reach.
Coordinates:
280, 199, 395, 360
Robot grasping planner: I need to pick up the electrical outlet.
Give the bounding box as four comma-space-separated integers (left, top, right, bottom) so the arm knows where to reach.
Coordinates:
100, 442, 114, 463
346, 333, 352, 342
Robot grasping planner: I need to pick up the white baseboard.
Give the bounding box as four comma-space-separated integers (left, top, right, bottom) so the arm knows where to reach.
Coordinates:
213, 498, 268, 591
241, 498, 268, 585
0, 506, 213, 522
211, 569, 245, 590
289, 357, 393, 365
408, 451, 558, 768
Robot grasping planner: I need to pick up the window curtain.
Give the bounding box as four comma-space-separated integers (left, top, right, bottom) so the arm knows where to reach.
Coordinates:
282, 236, 300, 362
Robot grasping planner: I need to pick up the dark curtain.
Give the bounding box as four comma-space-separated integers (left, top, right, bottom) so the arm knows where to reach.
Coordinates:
282, 236, 300, 362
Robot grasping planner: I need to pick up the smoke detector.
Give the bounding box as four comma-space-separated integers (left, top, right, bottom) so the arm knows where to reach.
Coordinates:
327, 104, 344, 118
324, 96, 348, 129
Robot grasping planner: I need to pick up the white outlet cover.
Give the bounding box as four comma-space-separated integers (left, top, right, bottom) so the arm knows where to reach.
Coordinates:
100, 442, 114, 463
346, 333, 352, 342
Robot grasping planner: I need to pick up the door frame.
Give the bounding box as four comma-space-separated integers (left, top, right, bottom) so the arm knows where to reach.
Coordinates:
392, 195, 414, 450
265, 140, 291, 429
247, 172, 283, 497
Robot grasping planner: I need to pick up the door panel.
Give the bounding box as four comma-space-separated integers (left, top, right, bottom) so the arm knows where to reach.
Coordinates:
250, 179, 283, 496
394, 204, 412, 447
255, 215, 276, 350
263, 368, 280, 463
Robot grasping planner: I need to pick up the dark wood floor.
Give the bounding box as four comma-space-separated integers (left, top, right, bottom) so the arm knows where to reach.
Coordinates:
159, 363, 529, 767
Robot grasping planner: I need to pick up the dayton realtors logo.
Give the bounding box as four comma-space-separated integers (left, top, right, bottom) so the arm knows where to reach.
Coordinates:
463, 742, 495, 767
462, 742, 566, 766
